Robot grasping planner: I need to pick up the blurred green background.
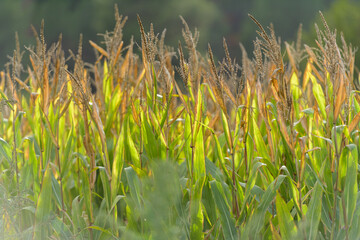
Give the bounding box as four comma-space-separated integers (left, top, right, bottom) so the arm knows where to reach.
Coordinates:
1, 0, 359, 69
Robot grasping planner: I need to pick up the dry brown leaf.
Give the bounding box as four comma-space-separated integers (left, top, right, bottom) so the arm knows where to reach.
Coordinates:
131, 101, 140, 127
89, 40, 109, 58
349, 111, 360, 133
334, 77, 346, 120
91, 99, 111, 179
270, 77, 281, 102
256, 81, 266, 119
285, 42, 297, 72
14, 77, 31, 93
222, 81, 236, 106
120, 44, 130, 79
113, 41, 124, 67
42, 65, 49, 111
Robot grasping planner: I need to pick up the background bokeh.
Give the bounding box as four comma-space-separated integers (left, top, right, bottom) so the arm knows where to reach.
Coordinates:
1, 0, 359, 69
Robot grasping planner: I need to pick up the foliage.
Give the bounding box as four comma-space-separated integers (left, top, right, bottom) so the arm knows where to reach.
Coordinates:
1, 7, 360, 240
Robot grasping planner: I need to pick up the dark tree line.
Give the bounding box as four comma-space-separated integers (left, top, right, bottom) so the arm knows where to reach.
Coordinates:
2, 0, 359, 69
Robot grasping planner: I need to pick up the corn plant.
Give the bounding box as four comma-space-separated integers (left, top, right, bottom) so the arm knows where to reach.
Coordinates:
0, 6, 360, 240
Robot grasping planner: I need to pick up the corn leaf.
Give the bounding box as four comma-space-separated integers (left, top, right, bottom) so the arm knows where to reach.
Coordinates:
210, 180, 237, 240
276, 194, 297, 239
305, 181, 322, 240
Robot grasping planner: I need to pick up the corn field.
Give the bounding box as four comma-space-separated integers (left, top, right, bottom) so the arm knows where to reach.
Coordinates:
1, 7, 360, 240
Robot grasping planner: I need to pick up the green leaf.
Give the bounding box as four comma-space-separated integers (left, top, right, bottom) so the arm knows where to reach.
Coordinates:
81, 166, 94, 226
125, 167, 142, 211
125, 116, 141, 166
221, 110, 232, 150
190, 126, 206, 239
305, 181, 322, 240
159, 84, 173, 129
257, 175, 286, 213
71, 196, 88, 238
104, 84, 123, 134
100, 167, 112, 212
51, 173, 62, 208
302, 108, 314, 115
0, 89, 15, 111
142, 114, 162, 161
310, 74, 326, 119
51, 217, 73, 239
212, 132, 231, 182
111, 118, 125, 199
0, 137, 11, 163
193, 125, 206, 180
252, 117, 270, 161
210, 180, 238, 240
276, 194, 297, 239
202, 180, 217, 226
190, 177, 205, 240
242, 160, 266, 211
242, 175, 286, 238
349, 194, 360, 240
290, 72, 301, 100
343, 144, 358, 226
103, 60, 112, 107
61, 126, 74, 179
34, 163, 53, 239
205, 157, 223, 181
110, 195, 125, 213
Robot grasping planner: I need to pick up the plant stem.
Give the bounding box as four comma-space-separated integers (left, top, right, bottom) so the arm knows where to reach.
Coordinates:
231, 150, 240, 218
139, 87, 143, 169
56, 115, 65, 219
12, 109, 19, 193
331, 93, 341, 240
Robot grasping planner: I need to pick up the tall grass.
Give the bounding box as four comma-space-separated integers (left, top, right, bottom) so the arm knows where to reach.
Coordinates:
0, 7, 360, 239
